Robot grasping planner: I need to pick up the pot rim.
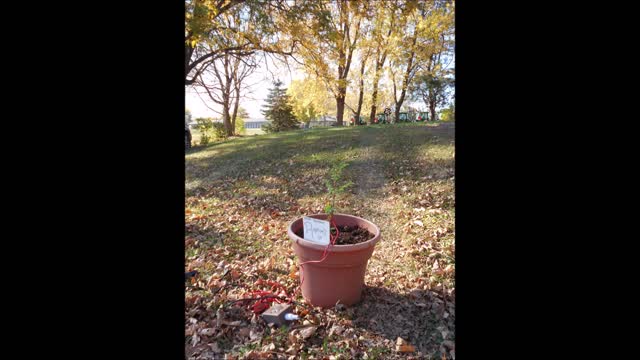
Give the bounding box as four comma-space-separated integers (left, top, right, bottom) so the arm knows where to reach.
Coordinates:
287, 213, 381, 252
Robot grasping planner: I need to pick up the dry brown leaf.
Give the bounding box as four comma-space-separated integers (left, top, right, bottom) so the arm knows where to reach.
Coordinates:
250, 329, 261, 341
223, 320, 242, 326
299, 326, 317, 339
230, 270, 241, 280
200, 328, 215, 336
237, 327, 250, 338
216, 309, 224, 327
396, 344, 416, 353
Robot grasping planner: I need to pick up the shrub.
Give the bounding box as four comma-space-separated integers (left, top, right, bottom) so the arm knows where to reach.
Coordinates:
195, 117, 213, 145
212, 123, 227, 139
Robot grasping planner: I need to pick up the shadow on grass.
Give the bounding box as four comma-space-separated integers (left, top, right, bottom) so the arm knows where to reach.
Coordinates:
351, 285, 454, 356
186, 124, 454, 199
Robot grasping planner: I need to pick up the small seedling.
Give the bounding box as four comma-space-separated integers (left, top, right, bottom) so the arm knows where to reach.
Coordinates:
324, 160, 353, 224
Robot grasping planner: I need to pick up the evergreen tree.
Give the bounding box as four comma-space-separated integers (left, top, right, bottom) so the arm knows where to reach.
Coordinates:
261, 80, 299, 133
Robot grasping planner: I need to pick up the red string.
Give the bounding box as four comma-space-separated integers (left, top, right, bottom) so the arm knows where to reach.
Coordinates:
240, 220, 340, 314
298, 219, 339, 290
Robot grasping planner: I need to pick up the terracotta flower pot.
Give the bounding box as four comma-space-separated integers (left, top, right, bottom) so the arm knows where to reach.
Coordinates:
287, 213, 381, 308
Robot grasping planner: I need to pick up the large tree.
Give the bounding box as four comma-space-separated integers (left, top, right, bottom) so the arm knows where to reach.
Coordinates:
367, 1, 395, 124
281, 0, 368, 126
185, 0, 297, 86
394, 0, 454, 122
287, 77, 334, 125
195, 51, 258, 136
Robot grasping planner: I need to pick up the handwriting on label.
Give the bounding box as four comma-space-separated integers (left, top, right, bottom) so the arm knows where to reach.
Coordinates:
302, 217, 330, 245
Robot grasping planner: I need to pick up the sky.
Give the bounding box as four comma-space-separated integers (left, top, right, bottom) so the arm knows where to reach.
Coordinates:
186, 56, 305, 120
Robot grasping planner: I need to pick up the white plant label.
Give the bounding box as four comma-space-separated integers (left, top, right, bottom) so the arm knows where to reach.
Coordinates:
302, 217, 330, 245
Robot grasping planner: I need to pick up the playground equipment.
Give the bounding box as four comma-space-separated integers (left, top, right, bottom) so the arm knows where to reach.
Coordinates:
417, 112, 429, 122
349, 115, 365, 126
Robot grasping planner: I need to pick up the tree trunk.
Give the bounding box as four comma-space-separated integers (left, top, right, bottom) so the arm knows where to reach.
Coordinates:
231, 86, 240, 135
336, 95, 345, 127
355, 57, 366, 124
369, 64, 382, 124
223, 101, 233, 136
429, 99, 437, 122
395, 38, 416, 124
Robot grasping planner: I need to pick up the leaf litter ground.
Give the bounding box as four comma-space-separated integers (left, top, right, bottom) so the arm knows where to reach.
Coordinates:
185, 122, 455, 359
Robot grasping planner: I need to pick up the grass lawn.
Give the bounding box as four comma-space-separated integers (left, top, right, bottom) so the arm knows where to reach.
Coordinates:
191, 128, 265, 146
185, 122, 455, 359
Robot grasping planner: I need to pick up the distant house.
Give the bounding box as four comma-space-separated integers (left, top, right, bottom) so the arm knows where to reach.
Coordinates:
189, 118, 270, 130
244, 119, 269, 129
308, 115, 337, 128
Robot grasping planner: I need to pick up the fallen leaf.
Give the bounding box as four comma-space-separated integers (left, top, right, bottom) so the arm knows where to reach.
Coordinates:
250, 329, 261, 341
285, 345, 297, 354
216, 309, 224, 327
328, 325, 344, 337
299, 326, 317, 339
199, 328, 215, 336
238, 327, 250, 338
223, 320, 242, 326
230, 270, 241, 280
414, 220, 424, 227
396, 344, 416, 353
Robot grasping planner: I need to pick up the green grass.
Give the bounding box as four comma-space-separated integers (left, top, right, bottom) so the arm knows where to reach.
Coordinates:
190, 127, 264, 145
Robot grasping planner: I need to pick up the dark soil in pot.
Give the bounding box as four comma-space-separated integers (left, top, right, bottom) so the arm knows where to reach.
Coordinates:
294, 224, 375, 245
